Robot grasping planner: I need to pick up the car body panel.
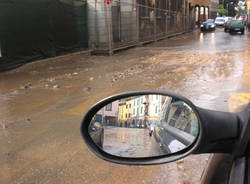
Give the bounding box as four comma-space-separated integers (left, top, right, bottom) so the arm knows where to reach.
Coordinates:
88, 120, 104, 148
228, 20, 245, 34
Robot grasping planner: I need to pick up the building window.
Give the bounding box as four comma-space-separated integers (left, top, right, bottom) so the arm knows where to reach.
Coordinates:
133, 108, 135, 115
141, 106, 143, 114
106, 103, 112, 111
129, 113, 131, 118
126, 105, 128, 109
156, 95, 158, 100
129, 104, 131, 108
155, 106, 158, 114
137, 99, 139, 105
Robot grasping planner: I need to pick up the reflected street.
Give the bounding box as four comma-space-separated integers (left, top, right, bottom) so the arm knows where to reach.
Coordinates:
89, 94, 198, 157
103, 127, 164, 157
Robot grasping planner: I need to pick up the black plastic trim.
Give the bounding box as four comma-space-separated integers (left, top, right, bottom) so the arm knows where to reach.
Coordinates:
194, 107, 239, 154
80, 90, 203, 165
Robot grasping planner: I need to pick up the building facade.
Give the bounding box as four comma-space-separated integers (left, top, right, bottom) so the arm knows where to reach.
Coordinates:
88, 0, 212, 54
248, 0, 250, 23
190, 0, 211, 24
97, 101, 119, 126
210, 0, 219, 19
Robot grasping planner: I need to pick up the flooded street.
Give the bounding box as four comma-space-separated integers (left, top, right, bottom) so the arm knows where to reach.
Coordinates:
1, 29, 250, 184
103, 127, 164, 157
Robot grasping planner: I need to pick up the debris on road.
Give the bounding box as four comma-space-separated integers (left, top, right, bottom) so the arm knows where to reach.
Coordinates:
111, 64, 144, 83
48, 78, 56, 82
177, 164, 185, 171
21, 82, 32, 89
176, 159, 184, 164
83, 87, 91, 92
26, 118, 31, 124
1, 120, 7, 129
53, 84, 60, 89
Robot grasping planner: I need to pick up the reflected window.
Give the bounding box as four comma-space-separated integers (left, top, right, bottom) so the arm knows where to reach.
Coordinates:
155, 106, 158, 113
106, 103, 112, 111
173, 108, 182, 119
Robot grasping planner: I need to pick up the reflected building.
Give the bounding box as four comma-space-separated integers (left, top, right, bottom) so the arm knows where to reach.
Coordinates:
115, 95, 173, 128
131, 96, 146, 127
118, 99, 132, 127
97, 101, 119, 126
130, 95, 171, 128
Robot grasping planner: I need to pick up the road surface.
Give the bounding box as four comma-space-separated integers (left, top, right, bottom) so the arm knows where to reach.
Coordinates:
1, 29, 250, 184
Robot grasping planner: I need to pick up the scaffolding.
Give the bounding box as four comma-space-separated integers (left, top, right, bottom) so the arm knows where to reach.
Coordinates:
88, 0, 195, 54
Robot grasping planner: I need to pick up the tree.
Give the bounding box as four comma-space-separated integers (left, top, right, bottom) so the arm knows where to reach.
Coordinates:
218, 4, 228, 16
218, 0, 237, 17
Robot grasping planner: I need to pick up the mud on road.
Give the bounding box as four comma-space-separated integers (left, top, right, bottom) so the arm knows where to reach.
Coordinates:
0, 29, 250, 184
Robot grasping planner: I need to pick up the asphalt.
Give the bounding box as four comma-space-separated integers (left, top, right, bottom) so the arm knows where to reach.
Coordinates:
0, 28, 250, 184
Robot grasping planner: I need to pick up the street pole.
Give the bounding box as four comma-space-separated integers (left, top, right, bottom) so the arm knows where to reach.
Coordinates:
227, 3, 228, 16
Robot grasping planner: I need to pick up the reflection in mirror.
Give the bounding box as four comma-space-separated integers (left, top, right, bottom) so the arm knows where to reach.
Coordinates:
88, 95, 199, 158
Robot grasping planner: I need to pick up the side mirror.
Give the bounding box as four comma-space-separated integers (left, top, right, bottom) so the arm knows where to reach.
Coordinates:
81, 91, 203, 165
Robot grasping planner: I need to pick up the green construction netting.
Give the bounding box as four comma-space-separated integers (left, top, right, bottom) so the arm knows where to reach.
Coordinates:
0, 0, 88, 72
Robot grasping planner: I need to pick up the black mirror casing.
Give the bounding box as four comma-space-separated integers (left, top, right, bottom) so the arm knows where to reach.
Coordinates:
80, 90, 203, 165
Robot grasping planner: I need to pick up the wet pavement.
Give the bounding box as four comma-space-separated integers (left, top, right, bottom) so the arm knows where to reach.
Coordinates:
1, 28, 250, 184
103, 127, 164, 157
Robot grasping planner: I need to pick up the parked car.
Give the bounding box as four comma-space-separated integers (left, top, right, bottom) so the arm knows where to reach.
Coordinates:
215, 17, 225, 27
88, 119, 104, 148
200, 19, 216, 31
228, 20, 245, 34
224, 20, 232, 32
224, 16, 232, 23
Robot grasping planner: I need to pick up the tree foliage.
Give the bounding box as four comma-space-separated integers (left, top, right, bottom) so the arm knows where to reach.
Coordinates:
218, 4, 228, 16
218, 0, 237, 17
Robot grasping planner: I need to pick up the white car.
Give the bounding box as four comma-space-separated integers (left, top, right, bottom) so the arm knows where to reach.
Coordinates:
224, 16, 232, 22
215, 17, 225, 27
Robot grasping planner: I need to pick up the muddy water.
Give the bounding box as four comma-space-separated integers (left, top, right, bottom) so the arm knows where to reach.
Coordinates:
0, 29, 250, 184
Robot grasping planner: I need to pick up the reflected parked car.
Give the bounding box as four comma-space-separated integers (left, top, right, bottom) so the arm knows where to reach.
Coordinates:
88, 120, 104, 148
200, 19, 216, 31
153, 100, 198, 154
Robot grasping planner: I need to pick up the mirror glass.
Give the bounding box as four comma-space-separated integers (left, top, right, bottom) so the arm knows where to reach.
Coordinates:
88, 95, 199, 158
